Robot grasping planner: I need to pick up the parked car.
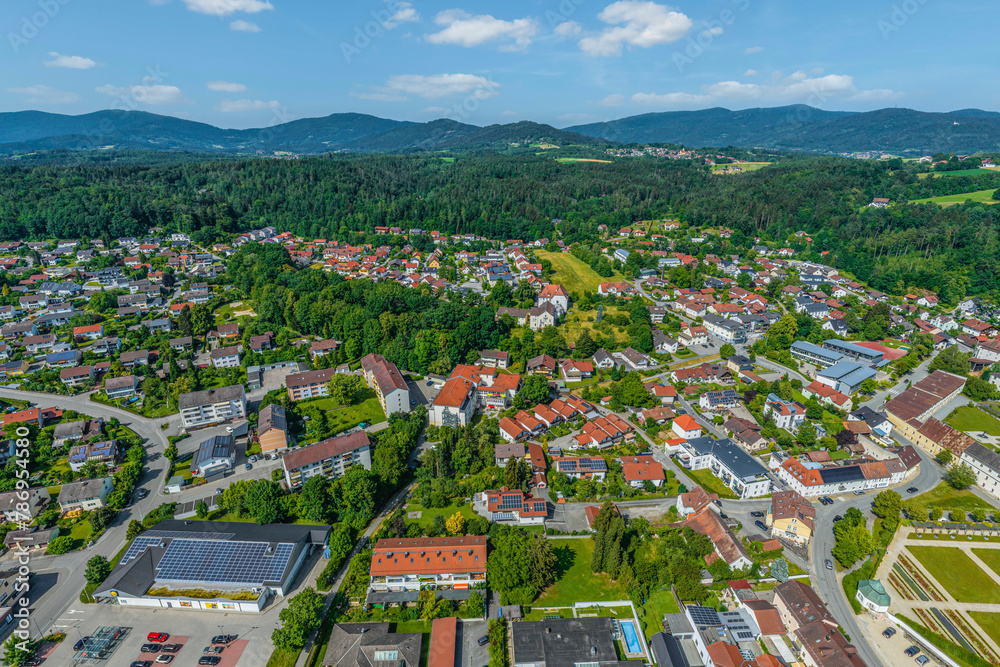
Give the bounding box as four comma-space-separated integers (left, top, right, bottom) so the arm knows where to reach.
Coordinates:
147, 633, 169, 643
162, 644, 181, 653
833, 515, 844, 523
825, 559, 833, 570
203, 646, 224, 655
478, 635, 490, 647
245, 463, 252, 470
883, 628, 896, 638
141, 644, 162, 653
750, 511, 764, 518
155, 656, 174, 664
137, 488, 149, 499
426, 380, 433, 386
211, 635, 237, 645
74, 637, 91, 650
216, 488, 224, 495
915, 656, 929, 665
130, 662, 152, 667
249, 455, 257, 463
904, 646, 921, 657
853, 490, 865, 496
410, 399, 416, 405
754, 520, 767, 531
198, 658, 222, 666
907, 487, 919, 494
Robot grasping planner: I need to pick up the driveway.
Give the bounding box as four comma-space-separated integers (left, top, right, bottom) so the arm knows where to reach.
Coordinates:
457, 619, 490, 667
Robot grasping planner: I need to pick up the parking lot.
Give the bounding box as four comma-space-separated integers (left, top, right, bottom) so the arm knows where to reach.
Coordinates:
457, 618, 490, 667
45, 603, 274, 667
407, 375, 442, 407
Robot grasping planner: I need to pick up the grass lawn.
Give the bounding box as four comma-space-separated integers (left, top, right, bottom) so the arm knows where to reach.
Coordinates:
395, 621, 431, 667
710, 162, 771, 173
907, 546, 1000, 604
920, 482, 998, 513
946, 406, 1000, 436
683, 468, 737, 500
972, 549, 1000, 579
169, 460, 193, 481
307, 395, 385, 436
969, 612, 1000, 649
535, 539, 628, 607
403, 500, 477, 534
640, 588, 679, 639
911, 189, 999, 206
62, 519, 94, 550
556, 158, 612, 163
536, 250, 622, 295
560, 306, 629, 346
266, 648, 299, 667
522, 607, 576, 621
920, 168, 999, 178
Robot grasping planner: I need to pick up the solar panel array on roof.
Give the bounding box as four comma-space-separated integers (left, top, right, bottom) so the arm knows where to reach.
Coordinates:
819, 465, 865, 484
495, 494, 522, 510
156, 539, 293, 585
687, 605, 721, 627
120, 536, 163, 564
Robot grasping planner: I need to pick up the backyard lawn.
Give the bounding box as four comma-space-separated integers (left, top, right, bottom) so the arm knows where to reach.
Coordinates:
683, 468, 737, 500
536, 250, 622, 295
534, 539, 628, 607
403, 499, 478, 534
640, 588, 680, 639
907, 546, 1000, 604
945, 406, 1000, 437
972, 549, 1000, 579
919, 482, 998, 513
307, 395, 385, 435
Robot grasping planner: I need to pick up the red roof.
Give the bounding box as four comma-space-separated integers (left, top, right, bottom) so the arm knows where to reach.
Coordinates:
370, 536, 487, 577
619, 455, 665, 482
673, 414, 700, 432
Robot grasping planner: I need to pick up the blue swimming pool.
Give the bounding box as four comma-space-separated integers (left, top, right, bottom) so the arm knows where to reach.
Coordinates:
620, 620, 641, 654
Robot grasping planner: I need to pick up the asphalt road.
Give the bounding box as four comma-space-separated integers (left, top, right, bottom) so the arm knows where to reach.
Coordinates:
0, 387, 171, 638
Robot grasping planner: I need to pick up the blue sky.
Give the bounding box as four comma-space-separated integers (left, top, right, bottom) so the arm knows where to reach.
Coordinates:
2, 0, 996, 129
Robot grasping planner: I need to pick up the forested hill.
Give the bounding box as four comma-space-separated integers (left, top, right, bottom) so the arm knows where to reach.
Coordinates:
566, 106, 1000, 155
0, 110, 610, 155
1, 154, 999, 299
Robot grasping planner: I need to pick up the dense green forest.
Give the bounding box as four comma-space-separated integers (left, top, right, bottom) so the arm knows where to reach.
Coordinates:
2, 153, 999, 298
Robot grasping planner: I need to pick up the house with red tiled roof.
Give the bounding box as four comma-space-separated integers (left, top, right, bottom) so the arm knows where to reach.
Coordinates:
368, 536, 487, 593
478, 488, 548, 525
619, 454, 665, 488
676, 487, 719, 517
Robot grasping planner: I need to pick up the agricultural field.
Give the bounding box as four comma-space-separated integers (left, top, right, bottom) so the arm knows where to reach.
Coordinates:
710, 162, 771, 173
907, 546, 1000, 604
556, 158, 612, 164
945, 405, 1000, 436
911, 188, 999, 206
536, 249, 622, 294
917, 168, 1000, 179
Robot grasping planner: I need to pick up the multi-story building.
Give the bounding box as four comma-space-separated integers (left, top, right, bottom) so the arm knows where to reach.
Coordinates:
286, 368, 336, 401
178, 385, 246, 429
620, 454, 666, 488
790, 340, 844, 368
960, 443, 1000, 500
767, 489, 815, 545
57, 477, 114, 512
258, 403, 290, 453
60, 365, 95, 387
190, 435, 237, 477
104, 374, 140, 399
702, 313, 746, 343
68, 440, 119, 472
361, 354, 410, 417
429, 376, 477, 427
672, 437, 771, 498
281, 431, 371, 489
210, 345, 241, 369
478, 488, 547, 525
815, 360, 877, 395
764, 394, 807, 432
368, 536, 487, 593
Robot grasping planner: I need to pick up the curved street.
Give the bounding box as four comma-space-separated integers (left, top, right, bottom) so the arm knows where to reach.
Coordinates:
0, 388, 171, 636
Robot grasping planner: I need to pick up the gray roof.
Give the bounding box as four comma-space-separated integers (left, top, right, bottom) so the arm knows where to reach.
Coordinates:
191, 435, 236, 472
964, 442, 1000, 472
685, 437, 768, 480
511, 618, 623, 667
178, 384, 245, 409
322, 623, 422, 667
258, 404, 286, 436
57, 477, 111, 504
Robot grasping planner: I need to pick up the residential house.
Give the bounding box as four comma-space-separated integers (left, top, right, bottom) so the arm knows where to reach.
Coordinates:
367, 536, 487, 593
767, 490, 815, 545
57, 477, 114, 513
178, 385, 247, 429
619, 454, 665, 488
258, 403, 290, 453
361, 353, 411, 416
282, 431, 372, 489
286, 368, 337, 401
764, 394, 807, 432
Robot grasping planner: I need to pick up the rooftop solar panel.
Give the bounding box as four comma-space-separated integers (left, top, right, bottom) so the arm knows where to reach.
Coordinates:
120, 536, 163, 564
155, 539, 294, 585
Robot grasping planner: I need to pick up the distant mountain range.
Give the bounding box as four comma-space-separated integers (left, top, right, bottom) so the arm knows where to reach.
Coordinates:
567, 106, 1000, 154
0, 110, 606, 155
2, 105, 1000, 156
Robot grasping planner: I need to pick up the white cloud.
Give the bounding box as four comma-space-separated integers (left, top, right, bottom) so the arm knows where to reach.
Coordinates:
230, 19, 261, 32
580, 1, 692, 57
597, 94, 625, 107
631, 71, 901, 109
181, 0, 273, 16
216, 98, 280, 112
355, 73, 500, 102
701, 26, 723, 38
386, 2, 420, 28
7, 85, 79, 104
96, 83, 191, 106
744, 46, 763, 54
207, 81, 246, 92
426, 10, 538, 51
554, 21, 582, 38
44, 52, 96, 69
744, 69, 757, 76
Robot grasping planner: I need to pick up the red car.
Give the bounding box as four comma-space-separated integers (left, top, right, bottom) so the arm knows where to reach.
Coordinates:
147, 632, 169, 643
